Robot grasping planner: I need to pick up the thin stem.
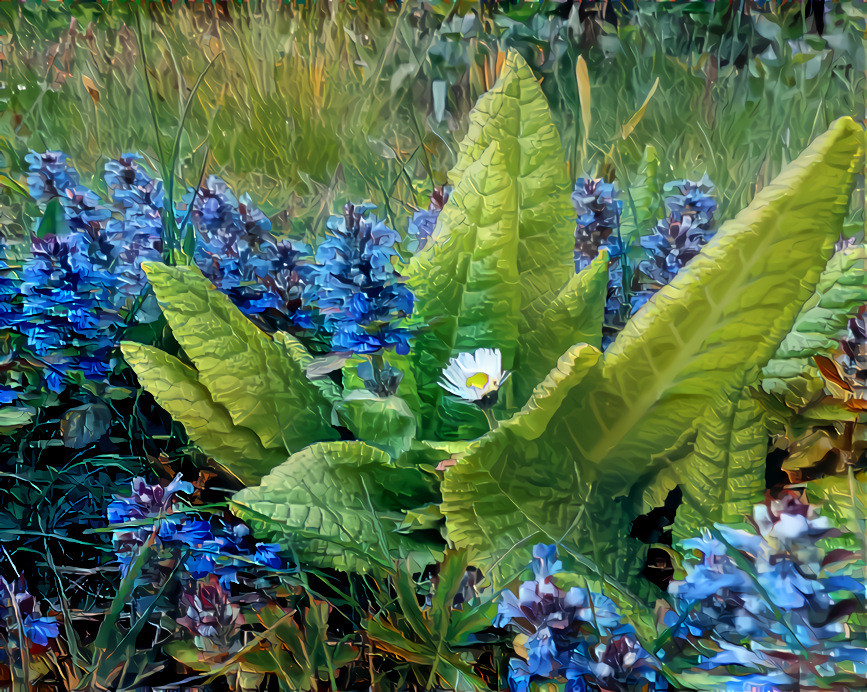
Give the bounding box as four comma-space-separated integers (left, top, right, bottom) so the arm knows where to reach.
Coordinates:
2, 579, 30, 691
482, 407, 498, 431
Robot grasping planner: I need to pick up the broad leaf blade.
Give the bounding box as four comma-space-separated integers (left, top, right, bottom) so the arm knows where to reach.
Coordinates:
440, 344, 601, 573
672, 382, 769, 541
408, 142, 521, 435
408, 49, 575, 435
513, 252, 608, 403
143, 263, 337, 452
553, 117, 864, 488
762, 244, 867, 408
120, 342, 285, 484
232, 442, 441, 572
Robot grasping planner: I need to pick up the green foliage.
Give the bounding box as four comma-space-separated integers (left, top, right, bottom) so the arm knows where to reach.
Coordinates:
341, 351, 423, 422
440, 343, 601, 577
232, 442, 441, 572
365, 551, 494, 691
141, 263, 337, 453
167, 601, 358, 690
619, 145, 663, 245
336, 392, 418, 459
407, 50, 575, 436
807, 471, 867, 540
120, 342, 285, 485
762, 244, 867, 409
442, 117, 863, 584
671, 378, 769, 542
549, 116, 863, 490
512, 251, 608, 404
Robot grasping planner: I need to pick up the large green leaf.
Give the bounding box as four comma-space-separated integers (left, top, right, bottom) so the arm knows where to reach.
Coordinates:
120, 342, 285, 484
512, 252, 608, 403
671, 378, 769, 542
336, 391, 417, 458
548, 117, 863, 490
805, 471, 867, 536
762, 244, 867, 408
232, 442, 441, 572
440, 344, 601, 576
407, 143, 519, 436
407, 49, 575, 435
450, 49, 574, 343
142, 263, 337, 452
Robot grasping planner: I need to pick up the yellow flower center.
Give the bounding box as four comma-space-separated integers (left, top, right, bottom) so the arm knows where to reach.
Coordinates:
465, 372, 489, 390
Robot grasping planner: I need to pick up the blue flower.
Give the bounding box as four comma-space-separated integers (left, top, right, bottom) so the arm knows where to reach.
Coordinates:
0, 386, 18, 404
26, 151, 112, 234
663, 175, 717, 220
14, 231, 123, 391
103, 155, 164, 299
667, 494, 867, 687
495, 544, 648, 689
253, 543, 282, 569
188, 177, 307, 320
1, 579, 59, 647
572, 178, 622, 272
632, 176, 717, 313
158, 518, 213, 547
407, 185, 451, 253
507, 658, 532, 692
25, 151, 79, 207
23, 614, 59, 646
565, 629, 665, 692
301, 202, 414, 360
107, 475, 199, 572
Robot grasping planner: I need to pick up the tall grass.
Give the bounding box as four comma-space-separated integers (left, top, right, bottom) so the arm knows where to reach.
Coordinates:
0, 1, 863, 235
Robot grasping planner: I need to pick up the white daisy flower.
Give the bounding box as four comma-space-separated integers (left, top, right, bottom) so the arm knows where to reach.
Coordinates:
438, 348, 507, 404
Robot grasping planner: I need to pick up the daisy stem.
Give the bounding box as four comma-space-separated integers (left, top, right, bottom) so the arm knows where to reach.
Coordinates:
482, 407, 498, 431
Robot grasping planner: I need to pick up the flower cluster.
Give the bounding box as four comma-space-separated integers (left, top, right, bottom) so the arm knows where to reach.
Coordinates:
632, 176, 717, 313
665, 492, 867, 689
106, 475, 281, 587
571, 178, 630, 346
25, 151, 110, 233
495, 544, 664, 692
188, 176, 306, 321
7, 152, 169, 391
16, 232, 122, 392
0, 578, 59, 650
407, 185, 451, 253
103, 154, 164, 298
572, 177, 623, 273
11, 152, 318, 391
299, 202, 414, 355
176, 574, 244, 652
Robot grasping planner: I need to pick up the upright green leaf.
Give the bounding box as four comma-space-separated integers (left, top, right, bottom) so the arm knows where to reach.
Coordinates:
806, 471, 867, 536
440, 344, 601, 575
143, 263, 337, 452
512, 252, 608, 403
762, 244, 867, 408
549, 117, 863, 490
232, 442, 441, 572
121, 342, 285, 484
407, 49, 575, 435
408, 143, 521, 426
671, 379, 769, 542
